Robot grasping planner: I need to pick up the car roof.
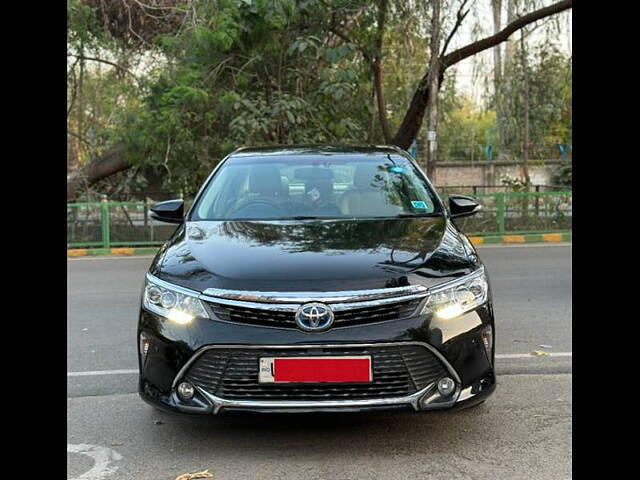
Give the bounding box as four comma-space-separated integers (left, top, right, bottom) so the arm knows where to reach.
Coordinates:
228, 144, 407, 158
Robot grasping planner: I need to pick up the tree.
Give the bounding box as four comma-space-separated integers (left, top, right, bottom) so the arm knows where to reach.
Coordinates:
67, 0, 573, 199
391, 0, 572, 149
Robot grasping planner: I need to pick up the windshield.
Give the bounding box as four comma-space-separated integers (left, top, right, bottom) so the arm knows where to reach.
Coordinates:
190, 154, 443, 221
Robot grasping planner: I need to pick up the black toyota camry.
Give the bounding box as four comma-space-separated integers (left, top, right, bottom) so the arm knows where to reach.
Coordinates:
138, 145, 496, 415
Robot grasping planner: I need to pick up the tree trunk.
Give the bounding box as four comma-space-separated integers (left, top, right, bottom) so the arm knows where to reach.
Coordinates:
373, 0, 391, 143
425, 0, 442, 182
391, 73, 436, 150
373, 60, 392, 142
368, 81, 376, 142
76, 49, 85, 171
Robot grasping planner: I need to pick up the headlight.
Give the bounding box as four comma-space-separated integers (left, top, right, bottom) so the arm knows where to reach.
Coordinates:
421, 267, 488, 320
142, 275, 208, 325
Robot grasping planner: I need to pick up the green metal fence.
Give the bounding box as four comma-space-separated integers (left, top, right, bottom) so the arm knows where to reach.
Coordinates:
67, 201, 179, 249
67, 191, 572, 249
441, 191, 572, 236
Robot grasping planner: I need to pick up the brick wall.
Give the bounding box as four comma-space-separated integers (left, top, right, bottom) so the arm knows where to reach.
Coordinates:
428, 160, 563, 187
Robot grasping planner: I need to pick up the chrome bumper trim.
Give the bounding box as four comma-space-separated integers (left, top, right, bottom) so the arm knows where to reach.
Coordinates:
201, 382, 437, 414
171, 341, 462, 413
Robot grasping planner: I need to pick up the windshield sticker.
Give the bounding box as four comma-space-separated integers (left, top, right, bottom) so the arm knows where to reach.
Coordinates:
388, 166, 406, 174
307, 187, 321, 202
411, 200, 428, 210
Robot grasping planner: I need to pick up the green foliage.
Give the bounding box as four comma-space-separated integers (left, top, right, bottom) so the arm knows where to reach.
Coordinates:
552, 162, 572, 188
500, 174, 529, 192
438, 75, 498, 161
67, 0, 102, 48
498, 44, 572, 159
103, 0, 375, 195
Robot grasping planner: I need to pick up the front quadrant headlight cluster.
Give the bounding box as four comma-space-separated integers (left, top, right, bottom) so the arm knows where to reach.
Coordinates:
421, 267, 488, 320
143, 275, 208, 325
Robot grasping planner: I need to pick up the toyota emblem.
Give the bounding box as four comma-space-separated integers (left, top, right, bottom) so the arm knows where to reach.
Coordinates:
295, 302, 334, 332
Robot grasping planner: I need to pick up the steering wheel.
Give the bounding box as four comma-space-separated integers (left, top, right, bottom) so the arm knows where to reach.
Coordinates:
228, 199, 288, 217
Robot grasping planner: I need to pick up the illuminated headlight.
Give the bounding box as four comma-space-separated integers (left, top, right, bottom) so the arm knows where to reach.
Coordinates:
421, 267, 488, 320
142, 275, 208, 325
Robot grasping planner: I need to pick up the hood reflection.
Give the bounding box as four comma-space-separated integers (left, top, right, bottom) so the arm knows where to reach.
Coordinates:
152, 217, 479, 292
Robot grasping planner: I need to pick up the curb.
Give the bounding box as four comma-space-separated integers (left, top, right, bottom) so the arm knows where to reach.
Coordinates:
67, 247, 161, 257
68, 232, 572, 257
468, 232, 571, 245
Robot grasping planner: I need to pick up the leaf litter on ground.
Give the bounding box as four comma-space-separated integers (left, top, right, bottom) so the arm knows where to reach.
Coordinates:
174, 470, 214, 480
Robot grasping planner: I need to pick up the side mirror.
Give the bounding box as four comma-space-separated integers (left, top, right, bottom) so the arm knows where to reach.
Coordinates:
150, 199, 184, 224
448, 195, 481, 218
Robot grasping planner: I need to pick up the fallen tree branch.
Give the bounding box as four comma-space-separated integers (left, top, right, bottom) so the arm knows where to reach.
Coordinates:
67, 147, 131, 201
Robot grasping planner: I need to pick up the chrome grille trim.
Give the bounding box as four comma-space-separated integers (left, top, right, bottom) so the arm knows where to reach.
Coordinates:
199, 292, 428, 313
203, 297, 300, 312
201, 284, 429, 304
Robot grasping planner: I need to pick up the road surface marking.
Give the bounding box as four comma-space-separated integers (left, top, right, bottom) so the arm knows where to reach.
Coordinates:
68, 369, 139, 377
67, 352, 571, 377
68, 255, 156, 261
67, 443, 122, 480
497, 352, 572, 358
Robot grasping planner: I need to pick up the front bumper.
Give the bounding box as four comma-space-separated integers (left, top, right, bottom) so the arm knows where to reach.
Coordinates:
138, 304, 496, 414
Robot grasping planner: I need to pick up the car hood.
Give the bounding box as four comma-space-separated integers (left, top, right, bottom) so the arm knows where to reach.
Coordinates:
150, 217, 480, 292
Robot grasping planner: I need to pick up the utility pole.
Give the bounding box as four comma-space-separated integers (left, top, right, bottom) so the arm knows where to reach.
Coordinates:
425, 0, 442, 183
519, 27, 531, 188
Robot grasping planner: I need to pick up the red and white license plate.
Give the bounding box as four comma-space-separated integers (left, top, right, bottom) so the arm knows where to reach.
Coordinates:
258, 356, 372, 383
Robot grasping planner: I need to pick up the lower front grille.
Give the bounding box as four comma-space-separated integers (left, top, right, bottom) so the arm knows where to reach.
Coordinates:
183, 344, 447, 401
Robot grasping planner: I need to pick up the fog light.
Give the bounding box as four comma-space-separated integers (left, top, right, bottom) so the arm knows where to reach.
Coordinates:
177, 382, 195, 400
139, 332, 150, 357
437, 377, 456, 396
481, 326, 493, 356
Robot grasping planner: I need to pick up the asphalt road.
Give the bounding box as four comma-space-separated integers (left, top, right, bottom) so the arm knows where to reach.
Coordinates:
67, 243, 571, 480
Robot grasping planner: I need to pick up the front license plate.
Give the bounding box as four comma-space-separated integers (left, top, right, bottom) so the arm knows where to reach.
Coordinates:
258, 356, 372, 383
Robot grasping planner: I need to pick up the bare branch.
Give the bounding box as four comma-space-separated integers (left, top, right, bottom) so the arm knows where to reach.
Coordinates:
440, 0, 472, 58
68, 53, 137, 78
441, 0, 572, 69
67, 131, 91, 146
